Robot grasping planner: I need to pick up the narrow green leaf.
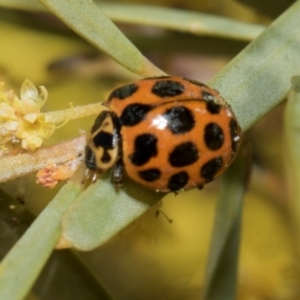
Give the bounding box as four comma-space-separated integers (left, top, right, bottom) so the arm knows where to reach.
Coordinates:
38, 0, 165, 77
98, 3, 265, 42
0, 0, 265, 41
61, 175, 164, 251
284, 76, 300, 242
202, 146, 251, 300
209, 1, 300, 132
0, 182, 81, 300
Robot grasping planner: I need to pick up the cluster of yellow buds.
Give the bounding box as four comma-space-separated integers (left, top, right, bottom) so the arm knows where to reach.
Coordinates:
0, 80, 55, 152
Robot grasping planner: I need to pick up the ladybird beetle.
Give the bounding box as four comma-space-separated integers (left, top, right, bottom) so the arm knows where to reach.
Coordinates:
85, 76, 242, 193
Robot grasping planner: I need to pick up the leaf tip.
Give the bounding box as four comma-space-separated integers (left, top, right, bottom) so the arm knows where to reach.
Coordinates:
55, 234, 73, 250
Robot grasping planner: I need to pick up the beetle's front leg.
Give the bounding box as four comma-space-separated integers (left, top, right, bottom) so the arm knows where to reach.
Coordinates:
112, 158, 123, 191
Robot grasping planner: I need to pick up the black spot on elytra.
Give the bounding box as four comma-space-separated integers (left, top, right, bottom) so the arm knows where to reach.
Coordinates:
183, 77, 208, 88
200, 156, 223, 182
169, 142, 199, 167
167, 171, 189, 192
108, 83, 139, 100
152, 80, 184, 97
206, 100, 221, 114
129, 134, 158, 166
93, 131, 114, 149
204, 123, 224, 150
164, 106, 195, 134
230, 118, 240, 153
85, 146, 96, 170
119, 103, 152, 126
138, 168, 161, 182
91, 111, 109, 134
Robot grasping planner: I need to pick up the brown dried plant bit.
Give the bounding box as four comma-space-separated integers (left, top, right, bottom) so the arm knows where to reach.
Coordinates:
36, 165, 59, 188
36, 157, 81, 188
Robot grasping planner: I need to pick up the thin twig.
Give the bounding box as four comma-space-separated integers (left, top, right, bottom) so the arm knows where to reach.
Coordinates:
0, 134, 86, 183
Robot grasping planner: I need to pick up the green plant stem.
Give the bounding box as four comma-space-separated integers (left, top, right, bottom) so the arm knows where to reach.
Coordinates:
0, 135, 85, 183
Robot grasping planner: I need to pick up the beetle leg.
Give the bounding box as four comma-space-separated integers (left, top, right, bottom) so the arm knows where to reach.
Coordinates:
112, 159, 123, 191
